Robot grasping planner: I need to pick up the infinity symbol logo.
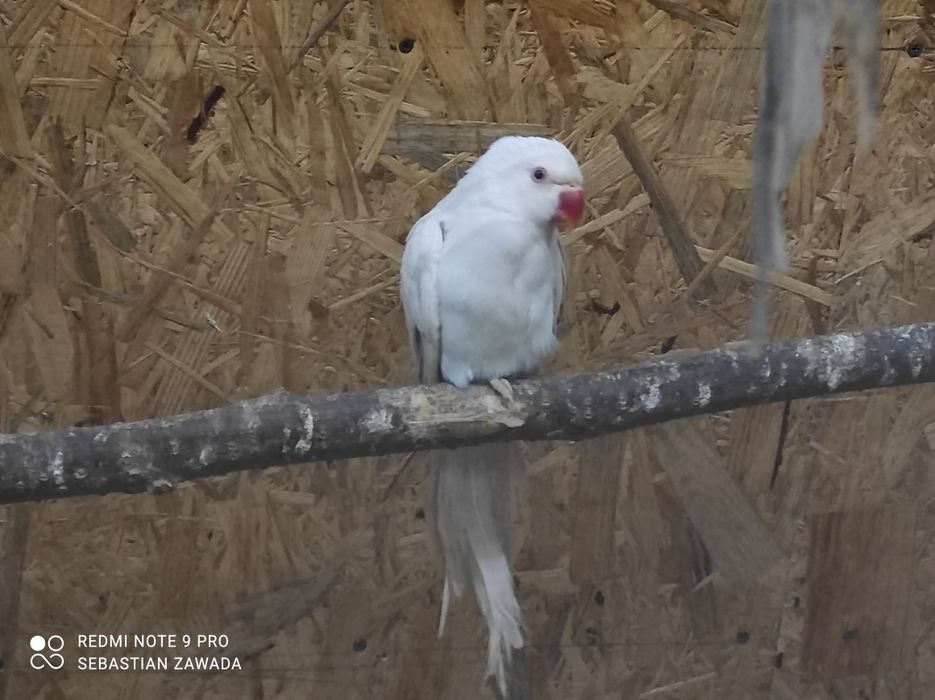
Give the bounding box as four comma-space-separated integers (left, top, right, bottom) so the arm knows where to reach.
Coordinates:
29, 635, 65, 670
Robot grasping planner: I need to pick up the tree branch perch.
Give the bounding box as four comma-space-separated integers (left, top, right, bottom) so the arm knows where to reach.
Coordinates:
1, 323, 934, 505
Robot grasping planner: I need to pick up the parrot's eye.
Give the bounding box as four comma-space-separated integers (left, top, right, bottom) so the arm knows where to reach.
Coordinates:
532, 167, 547, 182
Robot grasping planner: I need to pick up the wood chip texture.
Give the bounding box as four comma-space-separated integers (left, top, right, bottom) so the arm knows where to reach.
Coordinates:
0, 1, 930, 698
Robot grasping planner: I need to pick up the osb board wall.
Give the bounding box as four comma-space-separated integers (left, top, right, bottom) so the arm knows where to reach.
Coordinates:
0, 0, 933, 697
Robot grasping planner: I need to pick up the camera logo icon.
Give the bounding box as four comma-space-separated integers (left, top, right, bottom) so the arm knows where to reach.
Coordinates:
29, 635, 65, 670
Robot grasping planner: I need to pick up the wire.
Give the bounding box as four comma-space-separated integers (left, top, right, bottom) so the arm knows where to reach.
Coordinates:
0, 42, 920, 52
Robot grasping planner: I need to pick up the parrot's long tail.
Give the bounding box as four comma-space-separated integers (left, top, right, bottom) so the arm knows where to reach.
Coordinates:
426, 441, 524, 695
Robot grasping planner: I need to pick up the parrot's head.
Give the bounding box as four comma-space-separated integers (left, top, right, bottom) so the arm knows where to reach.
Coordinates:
461, 136, 585, 230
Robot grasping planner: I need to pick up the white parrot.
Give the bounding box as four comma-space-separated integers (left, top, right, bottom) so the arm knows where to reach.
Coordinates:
400, 136, 584, 693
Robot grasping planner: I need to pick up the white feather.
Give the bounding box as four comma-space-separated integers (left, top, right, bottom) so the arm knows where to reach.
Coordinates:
751, 0, 878, 340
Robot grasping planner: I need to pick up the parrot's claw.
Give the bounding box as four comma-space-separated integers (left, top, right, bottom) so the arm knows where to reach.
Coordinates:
489, 378, 514, 404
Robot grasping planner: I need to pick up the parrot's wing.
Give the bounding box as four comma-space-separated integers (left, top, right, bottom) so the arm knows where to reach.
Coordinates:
551, 231, 567, 331
400, 215, 445, 384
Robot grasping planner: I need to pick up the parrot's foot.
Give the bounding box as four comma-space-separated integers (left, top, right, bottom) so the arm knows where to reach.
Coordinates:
489, 377, 514, 403
488, 377, 525, 427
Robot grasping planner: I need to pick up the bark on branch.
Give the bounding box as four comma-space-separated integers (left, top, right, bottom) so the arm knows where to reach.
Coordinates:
1, 323, 934, 505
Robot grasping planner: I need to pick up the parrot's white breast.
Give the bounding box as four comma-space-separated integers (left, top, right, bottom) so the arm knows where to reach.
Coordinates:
434, 210, 561, 388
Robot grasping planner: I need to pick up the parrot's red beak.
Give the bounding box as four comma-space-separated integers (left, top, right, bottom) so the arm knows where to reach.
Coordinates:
554, 186, 585, 229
